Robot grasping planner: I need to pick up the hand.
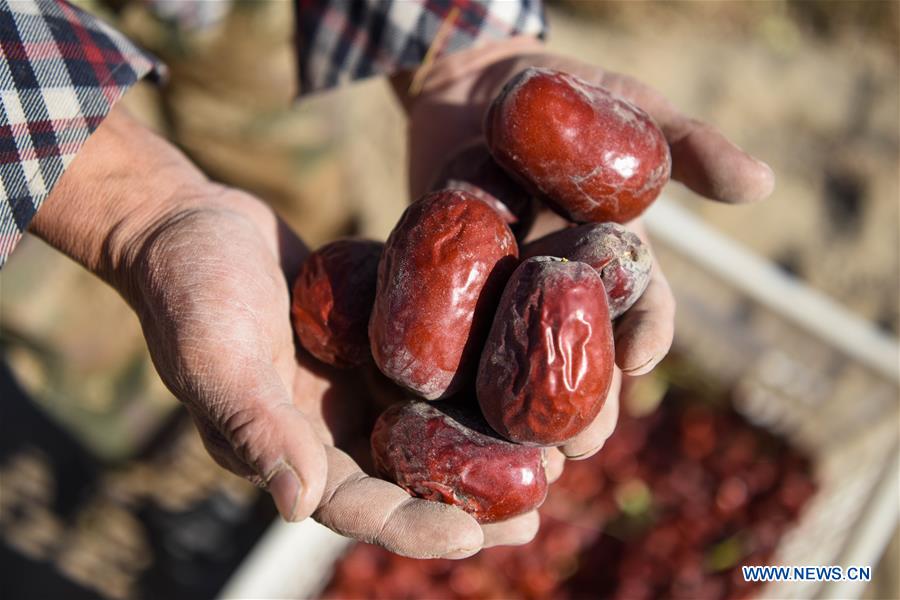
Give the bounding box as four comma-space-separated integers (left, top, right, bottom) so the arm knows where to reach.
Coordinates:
397, 37, 775, 460
30, 106, 549, 558
125, 189, 552, 558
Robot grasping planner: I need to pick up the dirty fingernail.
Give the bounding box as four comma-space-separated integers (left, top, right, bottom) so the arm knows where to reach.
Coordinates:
268, 469, 301, 521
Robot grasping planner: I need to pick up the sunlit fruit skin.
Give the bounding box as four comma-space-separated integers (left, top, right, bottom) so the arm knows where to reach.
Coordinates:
522, 223, 651, 319
369, 190, 519, 400
485, 68, 671, 224
477, 257, 615, 446
371, 400, 548, 523
291, 239, 383, 368
431, 141, 539, 241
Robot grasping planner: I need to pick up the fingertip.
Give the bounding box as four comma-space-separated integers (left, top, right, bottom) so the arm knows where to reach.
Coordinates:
714, 154, 776, 205
614, 276, 675, 375
481, 511, 540, 548
614, 320, 672, 376
267, 451, 328, 523
544, 448, 566, 483
291, 455, 328, 521
670, 125, 776, 205
386, 499, 485, 559
264, 406, 329, 522
268, 466, 302, 522
560, 374, 621, 459
617, 345, 665, 376
444, 547, 482, 560
564, 444, 604, 461
745, 158, 776, 203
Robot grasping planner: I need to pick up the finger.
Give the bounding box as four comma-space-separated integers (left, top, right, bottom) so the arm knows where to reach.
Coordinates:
559, 369, 622, 459
668, 120, 775, 204
204, 366, 329, 523
481, 511, 540, 548
545, 447, 566, 483
614, 264, 675, 376
189, 405, 259, 480
313, 446, 484, 559
598, 72, 775, 204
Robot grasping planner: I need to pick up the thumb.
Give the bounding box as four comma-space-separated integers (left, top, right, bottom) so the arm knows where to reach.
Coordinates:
196, 372, 328, 522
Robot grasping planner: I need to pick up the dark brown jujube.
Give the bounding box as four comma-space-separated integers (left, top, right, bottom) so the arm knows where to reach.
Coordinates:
477, 257, 615, 446
371, 400, 548, 523
485, 68, 671, 224
369, 190, 518, 400
522, 223, 652, 319
291, 239, 383, 368
430, 141, 538, 241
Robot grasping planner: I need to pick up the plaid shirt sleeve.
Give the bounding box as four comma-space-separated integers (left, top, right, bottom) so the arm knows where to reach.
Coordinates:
296, 0, 546, 93
0, 0, 162, 268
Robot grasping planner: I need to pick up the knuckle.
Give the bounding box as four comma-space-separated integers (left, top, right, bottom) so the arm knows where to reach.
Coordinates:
222, 406, 271, 470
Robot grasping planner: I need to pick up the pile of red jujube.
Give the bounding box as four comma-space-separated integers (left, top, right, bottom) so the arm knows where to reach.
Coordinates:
291, 68, 671, 523
321, 383, 818, 599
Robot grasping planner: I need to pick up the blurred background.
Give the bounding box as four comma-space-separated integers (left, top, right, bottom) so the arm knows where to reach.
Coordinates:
1, 1, 897, 598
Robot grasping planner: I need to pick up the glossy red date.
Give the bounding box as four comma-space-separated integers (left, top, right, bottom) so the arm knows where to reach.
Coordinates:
486, 68, 671, 223
371, 400, 548, 523
369, 190, 518, 399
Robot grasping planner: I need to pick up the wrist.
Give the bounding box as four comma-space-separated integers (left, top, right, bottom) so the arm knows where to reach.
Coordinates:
29, 106, 212, 290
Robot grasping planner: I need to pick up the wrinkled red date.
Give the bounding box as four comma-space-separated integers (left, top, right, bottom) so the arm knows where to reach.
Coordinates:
485, 68, 671, 224
431, 141, 538, 240
522, 223, 651, 319
477, 257, 615, 446
371, 400, 548, 523
291, 239, 383, 368
369, 190, 518, 400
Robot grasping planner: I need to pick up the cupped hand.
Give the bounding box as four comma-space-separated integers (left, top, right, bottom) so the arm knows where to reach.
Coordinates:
402, 39, 775, 462
117, 185, 546, 558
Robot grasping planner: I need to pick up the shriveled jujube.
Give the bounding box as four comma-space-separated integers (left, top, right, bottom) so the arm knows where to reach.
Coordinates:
485, 68, 671, 224
477, 257, 615, 446
291, 239, 383, 368
371, 400, 548, 523
369, 190, 518, 400
522, 223, 651, 319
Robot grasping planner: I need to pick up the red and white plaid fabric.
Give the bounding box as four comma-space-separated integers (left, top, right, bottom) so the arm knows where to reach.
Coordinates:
295, 0, 546, 93
0, 0, 162, 267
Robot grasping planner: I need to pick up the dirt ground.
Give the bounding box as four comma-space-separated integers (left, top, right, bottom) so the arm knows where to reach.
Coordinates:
0, 0, 897, 597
